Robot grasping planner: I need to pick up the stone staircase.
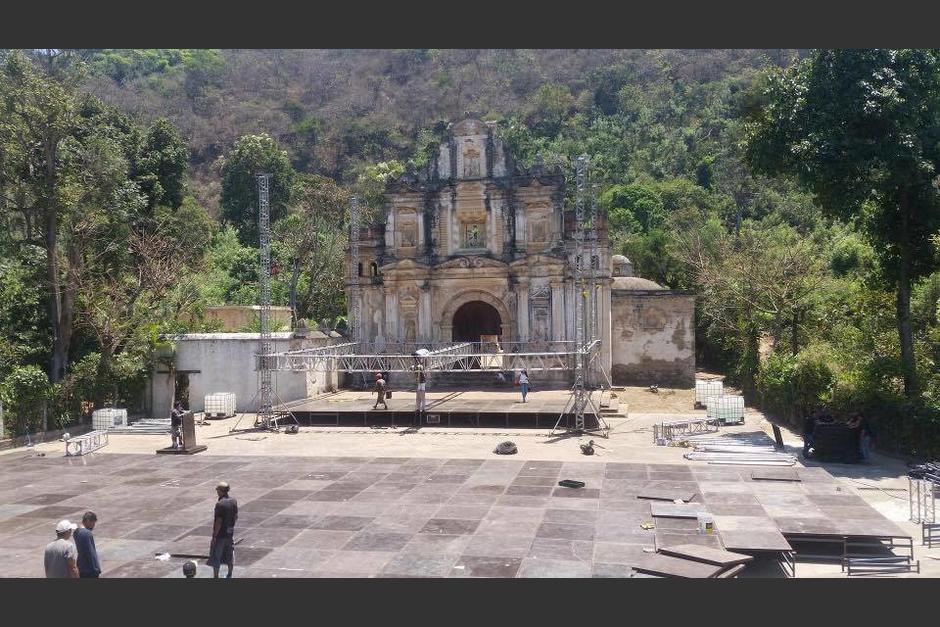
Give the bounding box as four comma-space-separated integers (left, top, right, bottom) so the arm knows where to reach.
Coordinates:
107, 418, 171, 434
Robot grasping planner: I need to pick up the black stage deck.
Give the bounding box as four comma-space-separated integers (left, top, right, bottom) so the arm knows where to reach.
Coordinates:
279, 391, 604, 430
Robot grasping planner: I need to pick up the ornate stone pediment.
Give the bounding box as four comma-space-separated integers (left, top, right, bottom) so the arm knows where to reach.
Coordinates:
380, 258, 429, 273
510, 254, 565, 271
435, 256, 508, 270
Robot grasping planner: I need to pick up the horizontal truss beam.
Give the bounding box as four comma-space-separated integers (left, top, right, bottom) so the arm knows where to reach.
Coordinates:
261, 341, 599, 373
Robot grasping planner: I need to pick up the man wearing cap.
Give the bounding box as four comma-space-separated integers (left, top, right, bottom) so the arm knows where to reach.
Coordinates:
73, 511, 101, 578
44, 520, 79, 578
208, 481, 238, 578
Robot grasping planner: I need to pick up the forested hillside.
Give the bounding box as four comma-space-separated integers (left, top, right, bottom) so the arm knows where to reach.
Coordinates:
2, 49, 940, 460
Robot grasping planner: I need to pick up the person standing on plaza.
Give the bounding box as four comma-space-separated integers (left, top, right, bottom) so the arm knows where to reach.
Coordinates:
373, 372, 388, 410
208, 481, 238, 579
44, 520, 79, 578
415, 366, 427, 416
73, 511, 101, 578
171, 401, 185, 449
517, 369, 530, 403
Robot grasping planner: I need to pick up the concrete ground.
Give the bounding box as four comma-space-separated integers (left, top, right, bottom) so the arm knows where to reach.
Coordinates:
2, 385, 938, 578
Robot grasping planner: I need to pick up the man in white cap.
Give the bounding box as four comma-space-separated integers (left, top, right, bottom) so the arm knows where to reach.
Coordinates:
44, 520, 79, 578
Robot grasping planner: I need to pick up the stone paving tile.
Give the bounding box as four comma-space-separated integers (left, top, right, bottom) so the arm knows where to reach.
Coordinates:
593, 542, 654, 564
307, 490, 361, 502
505, 485, 553, 497
237, 528, 303, 549
260, 489, 317, 501
511, 475, 559, 487
462, 534, 535, 558
401, 533, 472, 556
341, 531, 412, 552
592, 562, 636, 578
475, 518, 541, 537
127, 523, 196, 542
495, 495, 550, 509
102, 558, 180, 578
284, 528, 358, 549
420, 518, 480, 535
250, 547, 336, 571
450, 556, 523, 578
527, 538, 594, 562
517, 558, 593, 578
446, 492, 502, 506
313, 550, 394, 575
537, 522, 595, 541
551, 487, 601, 499
434, 504, 492, 520
257, 514, 323, 529
309, 515, 375, 531
381, 552, 461, 577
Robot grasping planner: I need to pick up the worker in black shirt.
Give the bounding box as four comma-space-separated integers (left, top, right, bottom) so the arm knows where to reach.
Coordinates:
208, 481, 238, 578
171, 401, 185, 449
802, 408, 818, 458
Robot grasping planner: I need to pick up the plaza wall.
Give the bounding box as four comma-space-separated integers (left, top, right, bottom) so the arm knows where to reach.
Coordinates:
150, 332, 342, 417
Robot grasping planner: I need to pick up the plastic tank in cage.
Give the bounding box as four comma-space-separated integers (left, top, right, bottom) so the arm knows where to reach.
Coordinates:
204, 393, 236, 418
92, 408, 128, 430
706, 395, 745, 424
695, 380, 723, 406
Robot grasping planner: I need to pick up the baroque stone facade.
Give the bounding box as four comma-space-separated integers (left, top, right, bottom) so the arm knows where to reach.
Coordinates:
348, 118, 695, 386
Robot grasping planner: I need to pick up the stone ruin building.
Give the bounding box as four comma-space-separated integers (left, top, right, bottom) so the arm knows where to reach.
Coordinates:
349, 118, 695, 386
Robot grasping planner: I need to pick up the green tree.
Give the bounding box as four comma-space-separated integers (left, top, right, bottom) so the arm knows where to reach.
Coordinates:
220, 133, 296, 246
135, 118, 189, 211
0, 51, 80, 382
746, 49, 940, 397
274, 174, 350, 327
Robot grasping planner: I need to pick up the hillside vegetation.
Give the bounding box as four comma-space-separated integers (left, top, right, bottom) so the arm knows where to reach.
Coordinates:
2, 48, 940, 459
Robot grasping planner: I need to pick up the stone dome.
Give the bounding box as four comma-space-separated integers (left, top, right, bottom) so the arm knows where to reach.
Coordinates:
611, 254, 634, 278
611, 276, 665, 290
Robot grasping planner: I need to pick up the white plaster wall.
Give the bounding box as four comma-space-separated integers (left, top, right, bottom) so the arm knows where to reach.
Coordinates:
610, 293, 695, 385
152, 333, 340, 416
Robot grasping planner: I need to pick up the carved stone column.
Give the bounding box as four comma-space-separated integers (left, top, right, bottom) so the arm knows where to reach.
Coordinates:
516, 279, 530, 342
551, 281, 565, 342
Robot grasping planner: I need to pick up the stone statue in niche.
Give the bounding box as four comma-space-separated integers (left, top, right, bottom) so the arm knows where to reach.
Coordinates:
532, 308, 549, 345
463, 223, 484, 248
404, 318, 416, 343
400, 224, 417, 247
530, 216, 549, 243
463, 145, 481, 178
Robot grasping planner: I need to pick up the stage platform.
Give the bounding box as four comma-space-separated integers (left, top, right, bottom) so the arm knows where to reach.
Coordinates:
278, 390, 609, 430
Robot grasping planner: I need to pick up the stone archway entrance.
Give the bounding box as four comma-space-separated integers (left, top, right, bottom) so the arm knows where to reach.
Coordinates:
452, 301, 502, 343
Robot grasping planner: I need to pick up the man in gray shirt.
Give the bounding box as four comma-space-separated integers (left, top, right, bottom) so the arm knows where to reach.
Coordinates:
44, 520, 79, 578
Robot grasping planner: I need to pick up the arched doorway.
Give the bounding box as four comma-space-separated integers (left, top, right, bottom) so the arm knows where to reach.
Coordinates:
452, 301, 502, 342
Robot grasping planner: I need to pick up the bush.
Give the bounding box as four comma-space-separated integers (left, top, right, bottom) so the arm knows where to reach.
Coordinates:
0, 365, 52, 435
756, 346, 835, 426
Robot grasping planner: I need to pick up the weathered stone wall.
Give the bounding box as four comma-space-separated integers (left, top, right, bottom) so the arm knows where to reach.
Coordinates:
609, 291, 695, 387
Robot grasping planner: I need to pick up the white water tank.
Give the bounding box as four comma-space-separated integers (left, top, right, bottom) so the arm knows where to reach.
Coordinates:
695, 380, 723, 406
706, 395, 745, 424
204, 393, 236, 418
92, 408, 127, 431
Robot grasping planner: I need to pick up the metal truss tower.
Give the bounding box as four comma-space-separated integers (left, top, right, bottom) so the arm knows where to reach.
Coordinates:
552, 155, 609, 437
231, 173, 298, 433
256, 173, 275, 429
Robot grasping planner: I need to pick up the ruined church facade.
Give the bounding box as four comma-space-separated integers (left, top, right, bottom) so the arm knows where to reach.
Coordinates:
349, 118, 695, 385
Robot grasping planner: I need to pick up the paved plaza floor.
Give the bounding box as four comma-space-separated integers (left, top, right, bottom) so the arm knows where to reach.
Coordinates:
1, 387, 938, 578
